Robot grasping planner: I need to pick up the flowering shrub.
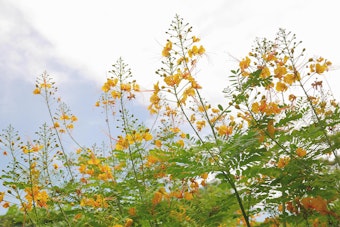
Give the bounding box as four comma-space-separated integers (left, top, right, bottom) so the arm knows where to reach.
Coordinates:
0, 15, 339, 227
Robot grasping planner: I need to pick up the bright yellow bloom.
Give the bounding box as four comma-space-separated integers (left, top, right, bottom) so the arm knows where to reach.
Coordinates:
296, 147, 306, 157
192, 36, 200, 42
79, 164, 87, 174
40, 83, 52, 88
190, 114, 196, 123
0, 192, 4, 202
33, 88, 41, 95
128, 207, 136, 216
125, 218, 133, 227
315, 63, 327, 74
277, 156, 290, 168
300, 196, 329, 214
274, 66, 287, 79
60, 114, 70, 121
183, 87, 195, 97
53, 122, 60, 128
164, 74, 181, 87
133, 83, 140, 91
146, 155, 160, 167
275, 81, 288, 92
196, 120, 206, 131
88, 152, 100, 165
177, 139, 184, 147
152, 191, 163, 205
260, 67, 271, 78
198, 45, 205, 55
283, 74, 295, 85
115, 136, 129, 151
143, 132, 153, 141
251, 102, 260, 114
198, 105, 205, 112
71, 115, 78, 122
162, 40, 172, 57
201, 172, 208, 180
170, 127, 181, 133
154, 140, 162, 148
184, 192, 193, 200
24, 186, 49, 208
23, 144, 43, 154
267, 120, 275, 137
216, 125, 233, 136
239, 57, 251, 71
120, 83, 131, 92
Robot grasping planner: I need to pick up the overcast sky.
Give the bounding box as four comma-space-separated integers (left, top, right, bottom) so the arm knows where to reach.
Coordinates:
1, 0, 340, 217
1, 0, 340, 153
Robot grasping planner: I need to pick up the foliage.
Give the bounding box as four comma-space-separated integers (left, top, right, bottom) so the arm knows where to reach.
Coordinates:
1, 15, 339, 226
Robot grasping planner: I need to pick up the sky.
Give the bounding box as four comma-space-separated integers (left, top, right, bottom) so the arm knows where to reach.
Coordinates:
0, 0, 340, 217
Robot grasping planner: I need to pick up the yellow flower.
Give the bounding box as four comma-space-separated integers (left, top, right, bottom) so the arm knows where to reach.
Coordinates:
111, 90, 121, 99
239, 56, 251, 71
177, 139, 184, 147
260, 67, 271, 78
190, 114, 196, 123
288, 94, 296, 102
23, 144, 43, 154
71, 115, 78, 122
198, 105, 205, 112
296, 147, 306, 157
128, 207, 136, 216
152, 191, 163, 205
196, 120, 206, 131
120, 83, 131, 92
79, 164, 87, 174
143, 132, 153, 141
0, 192, 4, 202
164, 74, 181, 87
125, 218, 133, 227
267, 120, 275, 137
60, 114, 70, 121
192, 36, 200, 42
162, 40, 172, 57
154, 140, 162, 148
146, 155, 160, 167
133, 83, 140, 91
283, 74, 295, 85
277, 156, 290, 168
201, 172, 208, 180
251, 102, 260, 114
184, 192, 193, 201
33, 88, 41, 95
40, 83, 52, 88
88, 152, 100, 165
274, 66, 287, 79
170, 127, 180, 133
216, 125, 233, 136
198, 45, 205, 55
315, 63, 327, 74
2, 202, 10, 208
275, 81, 288, 92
